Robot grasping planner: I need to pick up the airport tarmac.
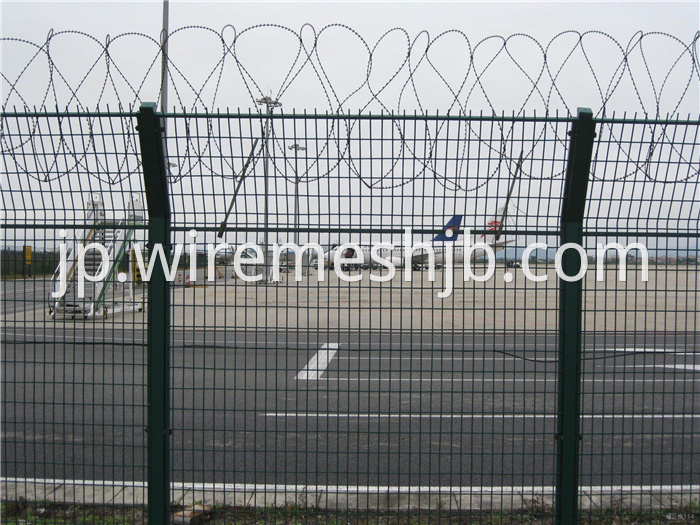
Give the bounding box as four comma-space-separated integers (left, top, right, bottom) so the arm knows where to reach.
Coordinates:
2, 265, 698, 512
2, 325, 698, 511
5, 265, 698, 333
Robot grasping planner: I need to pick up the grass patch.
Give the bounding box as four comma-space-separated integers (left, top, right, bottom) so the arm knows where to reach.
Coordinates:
1, 500, 145, 524
1, 499, 698, 524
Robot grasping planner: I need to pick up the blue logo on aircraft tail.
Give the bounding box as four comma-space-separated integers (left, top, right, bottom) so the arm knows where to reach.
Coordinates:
432, 215, 462, 242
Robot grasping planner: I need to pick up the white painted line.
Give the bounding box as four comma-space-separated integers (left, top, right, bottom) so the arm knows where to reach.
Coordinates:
661, 364, 700, 371
263, 412, 700, 420
332, 347, 697, 354
632, 353, 699, 356
3, 477, 698, 497
336, 356, 558, 362
296, 343, 339, 380
264, 412, 557, 419
313, 377, 692, 383
613, 348, 698, 354
621, 365, 700, 372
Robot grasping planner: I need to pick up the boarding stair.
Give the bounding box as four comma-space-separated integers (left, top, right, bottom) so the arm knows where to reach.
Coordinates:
49, 194, 145, 319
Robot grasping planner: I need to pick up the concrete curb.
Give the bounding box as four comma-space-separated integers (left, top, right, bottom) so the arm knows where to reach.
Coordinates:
3, 479, 699, 511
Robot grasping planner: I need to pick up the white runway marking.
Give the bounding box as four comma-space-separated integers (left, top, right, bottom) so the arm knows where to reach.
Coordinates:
660, 364, 700, 371
264, 412, 700, 420
336, 356, 558, 362
296, 343, 339, 380
614, 347, 698, 354
264, 412, 559, 419
621, 365, 700, 372
312, 377, 692, 383
624, 353, 699, 357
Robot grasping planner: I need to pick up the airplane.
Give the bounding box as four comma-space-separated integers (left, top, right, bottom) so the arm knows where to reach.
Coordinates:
323, 156, 522, 272
323, 212, 514, 271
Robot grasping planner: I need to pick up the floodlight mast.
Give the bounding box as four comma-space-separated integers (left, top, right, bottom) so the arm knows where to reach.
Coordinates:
288, 143, 306, 247
494, 150, 523, 241
217, 138, 260, 239
160, 0, 169, 116
257, 96, 282, 282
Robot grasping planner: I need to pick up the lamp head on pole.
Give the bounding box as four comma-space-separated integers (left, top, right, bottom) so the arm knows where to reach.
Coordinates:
256, 96, 282, 111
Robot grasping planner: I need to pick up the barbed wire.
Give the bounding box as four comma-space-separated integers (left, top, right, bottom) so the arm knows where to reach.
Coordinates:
1, 26, 699, 188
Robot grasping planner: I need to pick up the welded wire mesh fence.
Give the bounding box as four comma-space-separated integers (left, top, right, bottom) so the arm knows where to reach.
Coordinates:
1, 110, 150, 524
1, 106, 698, 524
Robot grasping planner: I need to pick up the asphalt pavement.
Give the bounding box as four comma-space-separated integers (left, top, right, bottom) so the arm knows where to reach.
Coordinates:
2, 328, 698, 491
2, 270, 698, 511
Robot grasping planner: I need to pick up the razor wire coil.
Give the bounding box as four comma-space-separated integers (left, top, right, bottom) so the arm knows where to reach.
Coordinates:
2, 26, 699, 188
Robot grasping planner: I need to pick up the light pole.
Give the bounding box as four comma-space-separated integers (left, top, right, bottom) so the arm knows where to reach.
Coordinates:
160, 0, 169, 116
256, 96, 281, 282
288, 143, 306, 247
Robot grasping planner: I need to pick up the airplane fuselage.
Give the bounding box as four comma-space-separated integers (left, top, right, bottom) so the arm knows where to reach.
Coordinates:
323, 241, 509, 270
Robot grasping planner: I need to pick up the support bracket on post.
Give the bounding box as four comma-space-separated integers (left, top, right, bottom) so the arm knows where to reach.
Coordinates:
137, 102, 171, 525
555, 107, 596, 525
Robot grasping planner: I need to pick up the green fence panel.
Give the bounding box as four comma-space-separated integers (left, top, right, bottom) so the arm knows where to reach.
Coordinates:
1, 107, 698, 524
1, 110, 150, 523
576, 115, 700, 523
161, 110, 572, 523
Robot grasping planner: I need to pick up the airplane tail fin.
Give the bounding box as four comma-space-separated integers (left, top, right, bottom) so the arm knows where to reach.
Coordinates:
432, 215, 462, 242
479, 207, 507, 244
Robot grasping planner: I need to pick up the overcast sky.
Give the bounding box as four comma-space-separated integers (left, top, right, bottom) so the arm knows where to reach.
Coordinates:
3, 1, 699, 114
3, 1, 697, 43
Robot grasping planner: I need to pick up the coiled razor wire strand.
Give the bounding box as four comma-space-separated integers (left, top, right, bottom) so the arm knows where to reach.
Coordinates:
1, 26, 699, 188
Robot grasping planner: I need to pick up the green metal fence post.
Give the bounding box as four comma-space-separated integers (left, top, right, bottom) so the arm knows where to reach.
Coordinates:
555, 107, 596, 524
137, 102, 171, 524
